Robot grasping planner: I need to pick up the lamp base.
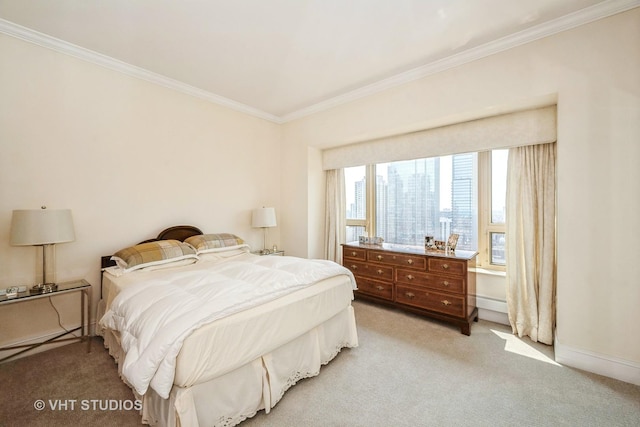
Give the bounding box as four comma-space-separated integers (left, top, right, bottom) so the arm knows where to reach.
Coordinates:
31, 283, 58, 294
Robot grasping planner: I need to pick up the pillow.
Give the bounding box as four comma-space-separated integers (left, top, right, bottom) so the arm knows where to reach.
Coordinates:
197, 247, 251, 261
111, 239, 198, 272
103, 257, 198, 277
185, 233, 248, 254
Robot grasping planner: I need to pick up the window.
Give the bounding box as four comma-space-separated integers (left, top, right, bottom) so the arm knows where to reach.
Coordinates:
479, 149, 508, 268
373, 155, 477, 250
345, 165, 367, 243
490, 150, 508, 265
345, 149, 507, 270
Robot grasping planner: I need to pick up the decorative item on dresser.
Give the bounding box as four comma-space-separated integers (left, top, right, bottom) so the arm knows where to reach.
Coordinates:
342, 242, 478, 335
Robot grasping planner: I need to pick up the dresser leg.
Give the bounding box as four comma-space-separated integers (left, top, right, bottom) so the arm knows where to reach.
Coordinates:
461, 307, 478, 335
460, 323, 471, 336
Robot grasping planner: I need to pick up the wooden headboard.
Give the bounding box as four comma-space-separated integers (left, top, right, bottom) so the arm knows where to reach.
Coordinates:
100, 225, 203, 270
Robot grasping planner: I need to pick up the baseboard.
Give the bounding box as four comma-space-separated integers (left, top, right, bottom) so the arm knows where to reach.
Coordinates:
476, 296, 509, 326
555, 339, 640, 386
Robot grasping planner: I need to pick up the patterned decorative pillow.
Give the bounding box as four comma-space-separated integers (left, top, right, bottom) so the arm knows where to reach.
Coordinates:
185, 233, 247, 254
111, 239, 198, 272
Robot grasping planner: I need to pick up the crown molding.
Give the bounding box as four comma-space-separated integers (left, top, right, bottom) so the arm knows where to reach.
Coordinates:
1, 0, 637, 125
279, 0, 640, 122
0, 18, 282, 124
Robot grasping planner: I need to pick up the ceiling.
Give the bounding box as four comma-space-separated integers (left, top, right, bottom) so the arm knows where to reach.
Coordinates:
0, 0, 635, 122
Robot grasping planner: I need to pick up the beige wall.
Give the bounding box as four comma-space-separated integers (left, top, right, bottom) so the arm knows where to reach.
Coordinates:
0, 34, 282, 349
282, 9, 640, 383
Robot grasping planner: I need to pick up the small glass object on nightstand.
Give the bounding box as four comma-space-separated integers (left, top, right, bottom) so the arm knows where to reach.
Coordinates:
251, 249, 285, 256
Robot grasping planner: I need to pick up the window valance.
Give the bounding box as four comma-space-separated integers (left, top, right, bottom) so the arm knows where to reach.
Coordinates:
322, 105, 556, 170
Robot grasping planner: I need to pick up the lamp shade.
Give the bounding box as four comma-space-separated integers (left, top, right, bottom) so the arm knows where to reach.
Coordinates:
10, 209, 75, 246
251, 207, 277, 228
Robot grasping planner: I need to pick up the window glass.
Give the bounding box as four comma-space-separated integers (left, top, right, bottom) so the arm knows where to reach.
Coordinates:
346, 225, 366, 243
491, 150, 508, 224
374, 154, 477, 250
490, 232, 506, 265
345, 166, 366, 220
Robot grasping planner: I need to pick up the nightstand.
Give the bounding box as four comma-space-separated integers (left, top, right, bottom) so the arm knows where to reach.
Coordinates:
252, 250, 285, 256
0, 279, 92, 362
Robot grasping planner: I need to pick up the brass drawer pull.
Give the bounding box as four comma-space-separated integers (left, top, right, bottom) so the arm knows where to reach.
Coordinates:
442, 280, 449, 287
441, 300, 452, 306
375, 285, 385, 291
405, 292, 415, 299
442, 263, 449, 270
376, 269, 384, 275
351, 251, 357, 256
350, 265, 358, 270
407, 259, 414, 265
377, 255, 384, 260
406, 275, 414, 280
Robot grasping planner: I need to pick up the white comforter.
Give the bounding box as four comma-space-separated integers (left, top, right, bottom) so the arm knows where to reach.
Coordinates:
99, 254, 355, 399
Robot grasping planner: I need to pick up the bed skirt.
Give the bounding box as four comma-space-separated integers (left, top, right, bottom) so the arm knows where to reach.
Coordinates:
98, 303, 358, 427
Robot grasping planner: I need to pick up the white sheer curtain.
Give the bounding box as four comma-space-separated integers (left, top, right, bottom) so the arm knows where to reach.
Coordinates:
506, 143, 557, 345
324, 169, 345, 262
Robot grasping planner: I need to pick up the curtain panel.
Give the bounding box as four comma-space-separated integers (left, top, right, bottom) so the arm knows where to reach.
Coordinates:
324, 169, 345, 262
506, 142, 557, 345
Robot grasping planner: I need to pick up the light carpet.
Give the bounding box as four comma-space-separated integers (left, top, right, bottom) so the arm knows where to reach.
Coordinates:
1, 300, 638, 426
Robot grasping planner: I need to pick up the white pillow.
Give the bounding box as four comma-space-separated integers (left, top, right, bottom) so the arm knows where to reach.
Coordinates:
103, 257, 198, 277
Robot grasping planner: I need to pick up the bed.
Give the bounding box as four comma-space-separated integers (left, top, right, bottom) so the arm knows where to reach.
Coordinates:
96, 225, 358, 427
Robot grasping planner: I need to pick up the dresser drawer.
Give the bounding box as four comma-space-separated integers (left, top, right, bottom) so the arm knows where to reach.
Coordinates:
344, 260, 394, 281
396, 285, 465, 318
427, 258, 466, 276
343, 247, 367, 261
355, 277, 393, 301
396, 269, 465, 294
368, 250, 426, 269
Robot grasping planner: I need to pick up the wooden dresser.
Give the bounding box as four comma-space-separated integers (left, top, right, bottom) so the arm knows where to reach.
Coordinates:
342, 242, 478, 335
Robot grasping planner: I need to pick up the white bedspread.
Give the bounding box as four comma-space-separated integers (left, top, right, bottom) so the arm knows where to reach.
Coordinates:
99, 255, 355, 399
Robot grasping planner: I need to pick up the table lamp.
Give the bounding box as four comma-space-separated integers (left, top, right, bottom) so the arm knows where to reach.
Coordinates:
10, 207, 75, 292
251, 207, 276, 254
